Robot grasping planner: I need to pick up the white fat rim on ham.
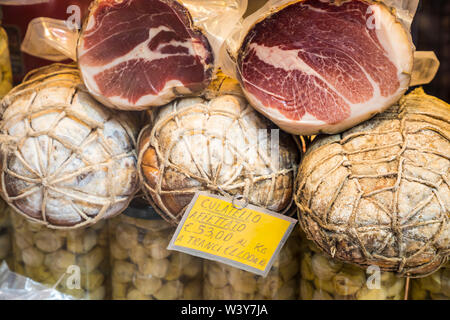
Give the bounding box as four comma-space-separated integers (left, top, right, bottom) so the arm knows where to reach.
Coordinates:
242, 3, 413, 135
79, 24, 207, 110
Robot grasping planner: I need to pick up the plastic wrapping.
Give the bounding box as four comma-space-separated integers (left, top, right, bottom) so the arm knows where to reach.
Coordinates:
109, 208, 203, 300
179, 0, 247, 62
244, 0, 268, 17
0, 201, 12, 269
0, 261, 74, 300
203, 228, 301, 300
410, 263, 450, 300
10, 214, 110, 300
0, 26, 12, 99
21, 17, 78, 61
410, 51, 440, 87
299, 235, 406, 300
381, 0, 419, 29
0, 0, 92, 84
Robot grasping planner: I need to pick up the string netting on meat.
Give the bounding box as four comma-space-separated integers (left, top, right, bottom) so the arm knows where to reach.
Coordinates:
295, 88, 449, 277
0, 66, 138, 229
138, 97, 299, 224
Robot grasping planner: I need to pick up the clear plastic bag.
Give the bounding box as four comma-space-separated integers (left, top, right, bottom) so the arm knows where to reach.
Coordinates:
203, 228, 301, 300
109, 209, 203, 300
382, 0, 419, 29
20, 17, 78, 61
0, 261, 74, 300
180, 0, 247, 62
10, 214, 110, 300
410, 51, 440, 87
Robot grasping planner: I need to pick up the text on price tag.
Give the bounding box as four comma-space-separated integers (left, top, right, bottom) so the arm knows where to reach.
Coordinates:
167, 192, 297, 277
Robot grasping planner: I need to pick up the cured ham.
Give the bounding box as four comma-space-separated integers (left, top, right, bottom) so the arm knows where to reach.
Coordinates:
78, 0, 214, 110
237, 0, 413, 135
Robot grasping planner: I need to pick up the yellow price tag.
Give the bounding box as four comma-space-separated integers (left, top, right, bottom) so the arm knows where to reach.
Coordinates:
168, 192, 297, 277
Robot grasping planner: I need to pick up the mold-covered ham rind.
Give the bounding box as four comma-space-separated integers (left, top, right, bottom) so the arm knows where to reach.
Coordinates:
138, 94, 299, 224
295, 88, 450, 277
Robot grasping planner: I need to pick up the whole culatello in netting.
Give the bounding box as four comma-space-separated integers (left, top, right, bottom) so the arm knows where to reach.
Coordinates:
77, 0, 214, 111
137, 90, 300, 225
0, 63, 140, 229
295, 88, 449, 277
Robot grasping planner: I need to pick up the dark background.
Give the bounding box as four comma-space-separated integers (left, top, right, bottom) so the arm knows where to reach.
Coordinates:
1, 0, 449, 101
412, 0, 449, 101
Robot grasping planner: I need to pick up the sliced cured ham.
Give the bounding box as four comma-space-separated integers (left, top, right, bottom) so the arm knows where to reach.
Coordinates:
78, 0, 214, 110
237, 0, 413, 135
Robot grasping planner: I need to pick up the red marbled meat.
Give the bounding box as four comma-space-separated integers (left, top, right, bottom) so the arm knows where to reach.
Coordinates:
237, 0, 413, 135
78, 0, 214, 110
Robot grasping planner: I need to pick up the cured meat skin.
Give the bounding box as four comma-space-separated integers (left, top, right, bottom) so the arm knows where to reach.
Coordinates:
237, 0, 413, 135
78, 0, 214, 110
138, 95, 299, 224
0, 64, 140, 229
295, 88, 450, 277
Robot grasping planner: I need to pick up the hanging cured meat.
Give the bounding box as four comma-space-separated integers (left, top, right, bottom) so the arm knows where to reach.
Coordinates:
237, 0, 414, 135
0, 64, 140, 229
77, 0, 214, 111
138, 93, 299, 224
295, 88, 450, 277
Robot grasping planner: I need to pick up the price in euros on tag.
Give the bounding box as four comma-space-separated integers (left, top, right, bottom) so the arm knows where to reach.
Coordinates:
169, 193, 297, 276
183, 222, 234, 242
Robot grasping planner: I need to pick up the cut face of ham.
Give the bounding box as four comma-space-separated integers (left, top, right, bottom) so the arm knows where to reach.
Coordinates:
78, 0, 214, 110
237, 0, 413, 135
